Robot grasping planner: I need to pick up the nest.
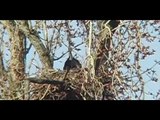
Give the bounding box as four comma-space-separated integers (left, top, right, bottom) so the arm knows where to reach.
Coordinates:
29, 68, 113, 100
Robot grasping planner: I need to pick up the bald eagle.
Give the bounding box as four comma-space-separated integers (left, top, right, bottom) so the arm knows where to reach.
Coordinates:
63, 56, 81, 71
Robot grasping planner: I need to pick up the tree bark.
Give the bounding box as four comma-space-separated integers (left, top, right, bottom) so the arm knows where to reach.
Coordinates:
0, 51, 5, 79
1, 21, 25, 81
0, 20, 25, 99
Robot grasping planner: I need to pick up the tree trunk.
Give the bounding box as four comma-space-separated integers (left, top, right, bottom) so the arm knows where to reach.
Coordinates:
1, 20, 25, 99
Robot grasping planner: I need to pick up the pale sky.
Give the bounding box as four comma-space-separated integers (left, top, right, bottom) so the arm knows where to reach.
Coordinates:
1, 20, 160, 100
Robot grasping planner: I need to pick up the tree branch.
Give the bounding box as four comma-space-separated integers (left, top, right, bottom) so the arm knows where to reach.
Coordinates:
26, 77, 65, 85
0, 51, 6, 78
17, 20, 52, 69
53, 51, 68, 61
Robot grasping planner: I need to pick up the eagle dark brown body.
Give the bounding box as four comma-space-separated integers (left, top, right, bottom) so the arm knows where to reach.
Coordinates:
63, 57, 81, 71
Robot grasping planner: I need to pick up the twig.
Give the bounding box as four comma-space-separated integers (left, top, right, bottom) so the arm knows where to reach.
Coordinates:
53, 51, 68, 61
26, 43, 32, 54
40, 84, 51, 100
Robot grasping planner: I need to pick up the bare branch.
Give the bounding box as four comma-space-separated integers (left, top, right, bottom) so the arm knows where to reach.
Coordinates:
17, 20, 52, 68
53, 51, 68, 61
26, 77, 65, 85
25, 43, 32, 54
